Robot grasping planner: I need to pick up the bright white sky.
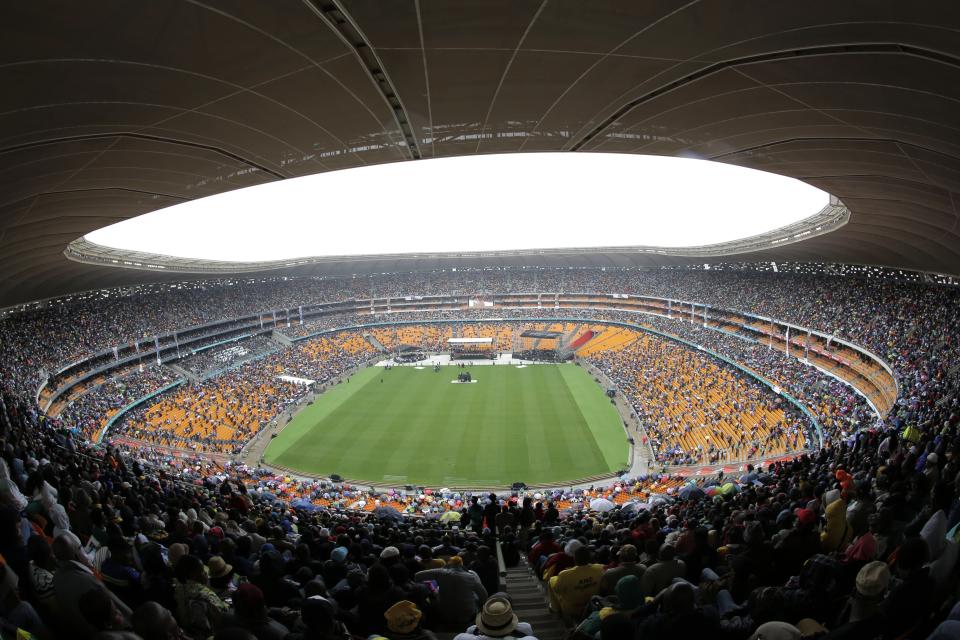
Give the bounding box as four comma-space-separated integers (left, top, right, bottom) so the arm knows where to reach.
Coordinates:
86, 153, 828, 261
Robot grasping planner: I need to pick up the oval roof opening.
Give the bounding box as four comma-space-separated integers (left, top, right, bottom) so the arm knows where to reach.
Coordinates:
85, 153, 829, 262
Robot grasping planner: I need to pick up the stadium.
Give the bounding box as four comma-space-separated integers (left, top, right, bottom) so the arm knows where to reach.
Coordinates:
1, 3, 960, 640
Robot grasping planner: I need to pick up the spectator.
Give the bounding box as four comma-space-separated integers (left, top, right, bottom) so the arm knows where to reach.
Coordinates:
173, 554, 229, 638
385, 600, 437, 640
218, 583, 289, 640
548, 546, 603, 622
599, 544, 644, 596
641, 545, 685, 598
416, 556, 488, 627
455, 594, 537, 640
52, 532, 132, 639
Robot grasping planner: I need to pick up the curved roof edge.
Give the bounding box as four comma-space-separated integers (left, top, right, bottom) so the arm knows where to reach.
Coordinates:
65, 200, 848, 275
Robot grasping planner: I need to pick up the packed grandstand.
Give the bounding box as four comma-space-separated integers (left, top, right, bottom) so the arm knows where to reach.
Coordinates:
0, 263, 956, 638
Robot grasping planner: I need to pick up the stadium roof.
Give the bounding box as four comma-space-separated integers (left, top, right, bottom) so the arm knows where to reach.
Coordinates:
2, 2, 960, 306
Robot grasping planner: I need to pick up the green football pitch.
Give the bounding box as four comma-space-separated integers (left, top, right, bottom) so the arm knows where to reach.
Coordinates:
264, 363, 629, 487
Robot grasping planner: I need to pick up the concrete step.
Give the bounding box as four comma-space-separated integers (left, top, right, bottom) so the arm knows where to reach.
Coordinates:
503, 558, 569, 640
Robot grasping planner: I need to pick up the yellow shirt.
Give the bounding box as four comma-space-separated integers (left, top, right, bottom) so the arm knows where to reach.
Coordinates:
550, 564, 604, 617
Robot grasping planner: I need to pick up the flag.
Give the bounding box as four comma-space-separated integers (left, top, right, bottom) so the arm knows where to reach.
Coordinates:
112, 346, 119, 362
259, 314, 264, 329
154, 336, 161, 365
299, 305, 304, 325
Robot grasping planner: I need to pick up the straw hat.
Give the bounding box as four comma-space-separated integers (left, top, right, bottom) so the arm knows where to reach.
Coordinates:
207, 555, 233, 580
476, 596, 519, 637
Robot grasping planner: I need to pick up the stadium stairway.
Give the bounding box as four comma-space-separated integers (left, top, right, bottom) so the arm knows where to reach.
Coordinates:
504, 558, 568, 640
363, 332, 388, 353
167, 363, 199, 384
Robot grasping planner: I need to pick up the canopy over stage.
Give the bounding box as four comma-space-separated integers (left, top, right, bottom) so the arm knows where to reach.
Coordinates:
520, 330, 562, 340
447, 337, 493, 345
448, 336, 495, 360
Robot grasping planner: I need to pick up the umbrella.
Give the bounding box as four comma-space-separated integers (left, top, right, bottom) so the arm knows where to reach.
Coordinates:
620, 501, 649, 515
372, 506, 405, 522
290, 499, 325, 513
590, 498, 615, 512
719, 482, 740, 495
440, 510, 461, 524
678, 485, 705, 500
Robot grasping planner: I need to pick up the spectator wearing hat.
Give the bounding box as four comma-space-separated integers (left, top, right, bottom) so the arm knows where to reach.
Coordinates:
548, 546, 604, 621
207, 556, 237, 600
322, 546, 350, 587
455, 594, 537, 640
218, 582, 289, 640
599, 544, 644, 596
832, 560, 890, 633
385, 599, 437, 640
172, 554, 229, 639
380, 546, 401, 566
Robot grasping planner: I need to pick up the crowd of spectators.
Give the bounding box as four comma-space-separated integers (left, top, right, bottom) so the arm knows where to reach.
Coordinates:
585, 330, 809, 465
1, 265, 948, 478
113, 332, 376, 455
179, 336, 281, 378
640, 317, 876, 445
0, 364, 958, 638
0, 266, 956, 637
57, 366, 180, 441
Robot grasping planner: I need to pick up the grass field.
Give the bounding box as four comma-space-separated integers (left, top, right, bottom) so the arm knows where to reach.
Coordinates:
264, 363, 629, 487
